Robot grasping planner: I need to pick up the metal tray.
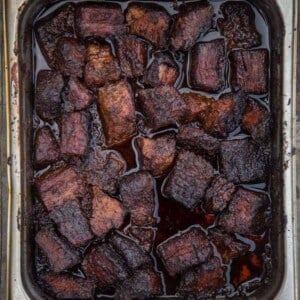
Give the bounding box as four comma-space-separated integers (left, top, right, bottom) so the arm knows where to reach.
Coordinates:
2, 0, 298, 299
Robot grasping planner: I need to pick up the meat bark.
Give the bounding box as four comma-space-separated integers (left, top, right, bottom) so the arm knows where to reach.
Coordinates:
126, 227, 156, 253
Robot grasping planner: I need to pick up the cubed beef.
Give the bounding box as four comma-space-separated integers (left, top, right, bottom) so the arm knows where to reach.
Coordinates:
60, 112, 89, 156
126, 227, 156, 253
177, 125, 220, 155
109, 231, 151, 269
115, 267, 163, 299
82, 244, 129, 288
218, 2, 261, 49
116, 35, 148, 78
97, 80, 137, 147
144, 52, 179, 87
178, 257, 225, 297
229, 49, 269, 94
90, 187, 126, 238
137, 133, 177, 177
218, 188, 269, 235
203, 176, 236, 214
157, 226, 213, 276
126, 3, 171, 48
49, 199, 93, 247
35, 166, 86, 211
83, 148, 126, 194
64, 78, 93, 112
41, 273, 95, 299
138, 86, 187, 131
242, 99, 270, 143
164, 150, 214, 209
220, 139, 269, 183
190, 39, 225, 92
35, 4, 75, 69
208, 227, 250, 263
170, 1, 214, 51
201, 91, 246, 137
84, 43, 121, 88
75, 3, 126, 39
35, 228, 80, 272
120, 171, 156, 226
35, 70, 64, 121
55, 37, 85, 77
34, 127, 60, 168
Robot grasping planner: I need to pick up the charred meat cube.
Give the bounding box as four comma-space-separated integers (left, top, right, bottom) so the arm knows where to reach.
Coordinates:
109, 231, 151, 269
82, 243, 129, 288
218, 1, 261, 49
144, 52, 179, 87
49, 199, 93, 247
178, 257, 225, 297
98, 80, 136, 147
35, 70, 64, 121
41, 273, 95, 299
165, 150, 214, 209
84, 43, 121, 88
138, 86, 187, 131
157, 226, 213, 276
35, 4, 75, 69
220, 139, 269, 183
125, 3, 171, 48
83, 148, 126, 194
116, 35, 148, 78
35, 166, 86, 211
35, 228, 80, 272
201, 91, 246, 137
190, 39, 225, 92
34, 127, 60, 168
64, 78, 93, 112
137, 133, 177, 177
75, 3, 126, 39
177, 125, 220, 155
55, 37, 86, 77
203, 176, 236, 214
60, 112, 89, 156
120, 171, 156, 226
126, 227, 156, 253
170, 1, 214, 51
242, 99, 270, 143
90, 187, 126, 238
218, 188, 269, 235
208, 227, 250, 263
229, 49, 269, 94
115, 267, 163, 299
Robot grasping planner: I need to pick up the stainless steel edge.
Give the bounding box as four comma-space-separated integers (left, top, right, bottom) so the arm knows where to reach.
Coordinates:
3, 0, 298, 299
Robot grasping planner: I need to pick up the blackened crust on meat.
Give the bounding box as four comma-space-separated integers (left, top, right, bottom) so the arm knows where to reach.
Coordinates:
220, 139, 269, 183
229, 49, 269, 94
35, 4, 75, 69
218, 188, 269, 235
49, 199, 93, 247
156, 226, 213, 276
178, 257, 225, 298
119, 171, 156, 226
125, 3, 171, 48
165, 150, 214, 209
75, 3, 126, 39
35, 70, 64, 121
82, 243, 129, 288
218, 1, 261, 49
97, 80, 137, 147
190, 39, 225, 93
41, 273, 95, 299
35, 228, 80, 272
116, 35, 148, 78
34, 127, 60, 168
138, 86, 187, 131
170, 1, 214, 51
